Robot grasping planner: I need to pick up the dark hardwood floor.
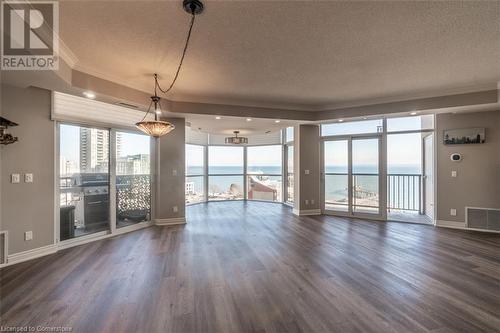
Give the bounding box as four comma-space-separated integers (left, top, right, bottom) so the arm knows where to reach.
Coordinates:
1, 201, 500, 333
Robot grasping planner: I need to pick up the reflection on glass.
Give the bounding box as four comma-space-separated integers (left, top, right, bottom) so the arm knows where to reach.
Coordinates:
116, 132, 151, 228
247, 175, 282, 202
321, 119, 383, 136
59, 124, 110, 240
208, 176, 244, 200
324, 140, 349, 211
186, 175, 205, 204
286, 127, 294, 142
208, 146, 243, 174
325, 175, 348, 211
352, 139, 379, 214
352, 175, 379, 213
387, 115, 434, 132
287, 145, 294, 203
352, 139, 378, 174
324, 141, 348, 173
186, 144, 205, 204
247, 145, 282, 174
186, 144, 204, 176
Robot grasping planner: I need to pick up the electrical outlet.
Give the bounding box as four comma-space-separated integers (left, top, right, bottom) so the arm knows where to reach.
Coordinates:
450, 208, 457, 216
173, 206, 178, 213
311, 199, 315, 205
25, 173, 34, 183
11, 173, 20, 183
451, 170, 457, 178
305, 199, 309, 205
25, 231, 33, 241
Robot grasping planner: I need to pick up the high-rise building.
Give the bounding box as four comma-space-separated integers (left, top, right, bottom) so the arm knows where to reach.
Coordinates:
79, 128, 111, 173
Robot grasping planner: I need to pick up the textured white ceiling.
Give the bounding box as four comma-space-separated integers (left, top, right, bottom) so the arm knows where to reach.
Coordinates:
60, 0, 500, 110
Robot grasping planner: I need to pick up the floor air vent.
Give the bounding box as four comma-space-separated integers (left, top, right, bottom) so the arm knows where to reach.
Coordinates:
466, 207, 500, 231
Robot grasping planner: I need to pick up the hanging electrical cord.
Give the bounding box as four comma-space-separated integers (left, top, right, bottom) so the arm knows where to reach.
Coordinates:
136, 0, 204, 138
155, 2, 198, 94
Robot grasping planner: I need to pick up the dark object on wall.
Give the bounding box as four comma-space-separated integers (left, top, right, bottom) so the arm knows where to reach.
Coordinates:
60, 205, 75, 241
450, 153, 462, 162
444, 128, 485, 145
0, 116, 18, 145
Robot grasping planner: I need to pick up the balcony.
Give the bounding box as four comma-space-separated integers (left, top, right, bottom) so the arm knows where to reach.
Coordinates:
325, 173, 432, 223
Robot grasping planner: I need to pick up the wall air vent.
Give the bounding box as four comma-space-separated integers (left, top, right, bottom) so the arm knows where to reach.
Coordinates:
115, 102, 139, 109
466, 207, 500, 232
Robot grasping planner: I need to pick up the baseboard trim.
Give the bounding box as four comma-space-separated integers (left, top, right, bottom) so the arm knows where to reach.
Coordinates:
2, 222, 154, 268
6, 243, 58, 267
293, 209, 321, 216
435, 220, 500, 234
436, 220, 466, 228
155, 217, 187, 226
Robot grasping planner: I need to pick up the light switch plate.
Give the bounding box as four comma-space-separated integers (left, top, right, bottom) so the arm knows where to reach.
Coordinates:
450, 208, 457, 216
25, 173, 34, 183
25, 231, 33, 241
304, 169, 310, 175
451, 170, 457, 178
173, 206, 178, 213
11, 173, 20, 183
172, 169, 178, 176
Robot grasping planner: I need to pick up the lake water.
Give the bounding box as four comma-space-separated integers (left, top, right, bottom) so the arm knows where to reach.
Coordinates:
186, 165, 421, 205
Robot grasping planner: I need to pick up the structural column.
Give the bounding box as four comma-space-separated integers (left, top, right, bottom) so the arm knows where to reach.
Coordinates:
293, 124, 321, 216
155, 117, 187, 225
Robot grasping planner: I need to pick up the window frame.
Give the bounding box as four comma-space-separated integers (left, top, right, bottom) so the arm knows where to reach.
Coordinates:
55, 121, 156, 247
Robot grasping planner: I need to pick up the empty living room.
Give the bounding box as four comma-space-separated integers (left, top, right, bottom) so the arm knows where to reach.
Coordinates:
1, 1, 500, 332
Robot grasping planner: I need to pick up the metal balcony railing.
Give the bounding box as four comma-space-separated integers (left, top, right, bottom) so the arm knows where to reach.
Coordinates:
387, 174, 422, 212
324, 173, 422, 213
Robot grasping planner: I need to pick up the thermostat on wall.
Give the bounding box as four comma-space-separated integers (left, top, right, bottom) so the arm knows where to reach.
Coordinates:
450, 153, 462, 162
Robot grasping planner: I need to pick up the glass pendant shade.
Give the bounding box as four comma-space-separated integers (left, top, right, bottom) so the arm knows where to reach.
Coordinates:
136, 120, 175, 138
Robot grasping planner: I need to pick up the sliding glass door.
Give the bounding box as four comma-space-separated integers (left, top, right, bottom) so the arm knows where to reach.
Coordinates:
322, 136, 382, 218
59, 124, 153, 242
59, 124, 110, 240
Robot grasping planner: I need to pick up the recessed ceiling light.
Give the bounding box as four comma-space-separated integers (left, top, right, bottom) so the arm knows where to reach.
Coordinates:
83, 91, 96, 99
410, 111, 418, 115
215, 116, 221, 120
246, 118, 252, 122
275, 120, 281, 123
338, 119, 344, 122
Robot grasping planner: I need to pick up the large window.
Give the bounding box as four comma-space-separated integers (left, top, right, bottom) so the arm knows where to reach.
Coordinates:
321, 119, 383, 136
185, 132, 287, 203
247, 145, 282, 202
116, 131, 151, 228
387, 115, 434, 132
59, 124, 110, 240
286, 145, 294, 203
186, 144, 205, 204
208, 146, 244, 200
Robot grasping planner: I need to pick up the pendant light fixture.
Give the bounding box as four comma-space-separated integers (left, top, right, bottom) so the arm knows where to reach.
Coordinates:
225, 131, 248, 144
136, 0, 204, 137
